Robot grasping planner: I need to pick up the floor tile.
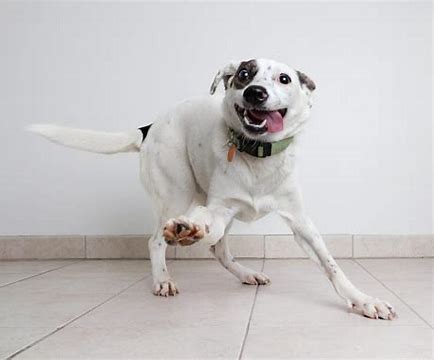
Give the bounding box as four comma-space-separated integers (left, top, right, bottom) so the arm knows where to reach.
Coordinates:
0, 327, 51, 359
0, 260, 77, 287
3, 259, 431, 359
0, 290, 112, 328
50, 260, 151, 275
70, 260, 262, 329
0, 260, 76, 274
17, 260, 262, 359
359, 259, 433, 326
357, 258, 433, 282
16, 326, 242, 359
0, 261, 152, 328
385, 280, 433, 326
242, 325, 432, 359
0, 273, 30, 287
250, 260, 426, 327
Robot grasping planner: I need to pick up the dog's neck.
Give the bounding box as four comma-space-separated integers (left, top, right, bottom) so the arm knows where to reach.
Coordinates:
227, 127, 294, 159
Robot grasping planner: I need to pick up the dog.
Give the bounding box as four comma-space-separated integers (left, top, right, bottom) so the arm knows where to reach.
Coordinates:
30, 58, 396, 320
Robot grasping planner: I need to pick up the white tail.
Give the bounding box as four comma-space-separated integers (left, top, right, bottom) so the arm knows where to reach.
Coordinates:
28, 124, 144, 154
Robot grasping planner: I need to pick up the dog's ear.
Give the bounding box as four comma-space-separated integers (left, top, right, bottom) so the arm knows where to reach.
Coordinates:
209, 61, 240, 95
297, 70, 316, 92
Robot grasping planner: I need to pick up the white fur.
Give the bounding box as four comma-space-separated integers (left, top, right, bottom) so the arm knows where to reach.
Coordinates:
30, 58, 396, 320
28, 124, 143, 154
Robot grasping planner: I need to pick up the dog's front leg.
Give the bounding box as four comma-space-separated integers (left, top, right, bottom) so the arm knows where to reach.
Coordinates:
148, 232, 178, 296
278, 191, 397, 320
163, 203, 237, 247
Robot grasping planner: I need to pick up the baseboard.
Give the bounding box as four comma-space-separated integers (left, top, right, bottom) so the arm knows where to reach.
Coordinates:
0, 234, 432, 260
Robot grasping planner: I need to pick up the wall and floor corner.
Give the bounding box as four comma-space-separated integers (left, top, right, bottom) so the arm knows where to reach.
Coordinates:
0, 1, 432, 259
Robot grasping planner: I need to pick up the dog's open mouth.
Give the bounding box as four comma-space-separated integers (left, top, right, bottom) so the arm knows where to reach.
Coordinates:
234, 104, 287, 134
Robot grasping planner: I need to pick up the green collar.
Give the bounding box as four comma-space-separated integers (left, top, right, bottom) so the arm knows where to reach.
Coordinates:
227, 128, 293, 159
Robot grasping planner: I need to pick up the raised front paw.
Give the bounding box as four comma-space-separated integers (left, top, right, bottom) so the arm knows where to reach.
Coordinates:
153, 279, 179, 297
351, 296, 397, 320
163, 216, 205, 246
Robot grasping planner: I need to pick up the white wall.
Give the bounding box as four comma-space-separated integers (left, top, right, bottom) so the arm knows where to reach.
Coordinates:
0, 1, 431, 236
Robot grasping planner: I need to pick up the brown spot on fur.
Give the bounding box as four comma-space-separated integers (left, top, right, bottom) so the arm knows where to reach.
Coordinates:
232, 59, 258, 89
297, 70, 316, 91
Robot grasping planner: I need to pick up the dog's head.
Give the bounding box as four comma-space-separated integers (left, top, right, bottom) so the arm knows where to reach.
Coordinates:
210, 59, 316, 141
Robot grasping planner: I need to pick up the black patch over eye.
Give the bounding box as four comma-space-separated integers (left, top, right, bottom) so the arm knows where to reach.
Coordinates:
279, 73, 291, 84
238, 69, 249, 81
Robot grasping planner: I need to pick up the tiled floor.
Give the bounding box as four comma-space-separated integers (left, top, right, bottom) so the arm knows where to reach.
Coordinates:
0, 259, 432, 359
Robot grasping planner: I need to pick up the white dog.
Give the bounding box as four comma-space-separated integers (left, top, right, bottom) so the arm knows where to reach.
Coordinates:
30, 58, 396, 320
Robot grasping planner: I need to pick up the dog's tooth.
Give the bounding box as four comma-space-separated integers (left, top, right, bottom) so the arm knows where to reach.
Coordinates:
244, 116, 266, 128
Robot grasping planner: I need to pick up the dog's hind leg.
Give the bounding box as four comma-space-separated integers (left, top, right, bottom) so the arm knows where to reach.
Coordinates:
211, 234, 270, 285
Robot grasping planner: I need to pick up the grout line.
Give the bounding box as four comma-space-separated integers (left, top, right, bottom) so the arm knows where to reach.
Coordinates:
237, 258, 265, 360
0, 260, 84, 289
84, 235, 87, 259
7, 265, 155, 359
354, 259, 433, 329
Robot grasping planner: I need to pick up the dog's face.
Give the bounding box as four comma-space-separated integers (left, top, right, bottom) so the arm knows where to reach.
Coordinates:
210, 59, 316, 141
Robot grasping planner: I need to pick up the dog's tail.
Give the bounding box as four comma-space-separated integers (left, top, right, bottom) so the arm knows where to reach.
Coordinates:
27, 124, 148, 154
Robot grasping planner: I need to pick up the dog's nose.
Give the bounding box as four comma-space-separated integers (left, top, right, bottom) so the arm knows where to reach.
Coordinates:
243, 86, 269, 105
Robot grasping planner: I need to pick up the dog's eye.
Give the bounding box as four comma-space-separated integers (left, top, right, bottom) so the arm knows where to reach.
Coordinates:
238, 69, 249, 81
279, 73, 291, 84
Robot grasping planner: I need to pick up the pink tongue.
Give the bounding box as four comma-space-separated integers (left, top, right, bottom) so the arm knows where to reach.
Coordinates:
264, 111, 283, 133
248, 110, 284, 133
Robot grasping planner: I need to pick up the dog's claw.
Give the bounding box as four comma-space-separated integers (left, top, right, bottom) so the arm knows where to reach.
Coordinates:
351, 297, 397, 320
153, 280, 179, 297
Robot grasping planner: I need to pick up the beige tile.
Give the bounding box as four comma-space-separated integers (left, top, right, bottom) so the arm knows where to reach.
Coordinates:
17, 326, 243, 359
358, 258, 433, 282
0, 260, 152, 327
228, 235, 264, 258
70, 260, 262, 329
252, 260, 426, 327
0, 288, 111, 328
0, 260, 77, 287
0, 273, 34, 287
265, 234, 352, 258
0, 260, 76, 274
52, 259, 151, 276
359, 259, 433, 325
0, 327, 51, 359
7, 270, 144, 296
17, 261, 264, 359
86, 235, 150, 259
0, 236, 85, 259
385, 280, 433, 326
242, 325, 432, 359
354, 234, 433, 258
